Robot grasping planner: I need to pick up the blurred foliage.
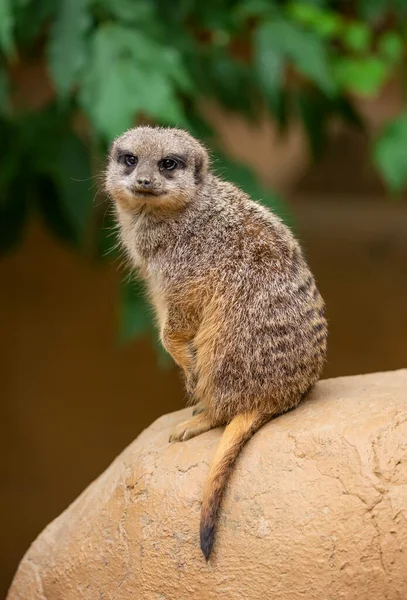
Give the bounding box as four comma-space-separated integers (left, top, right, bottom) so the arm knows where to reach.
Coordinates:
0, 0, 407, 344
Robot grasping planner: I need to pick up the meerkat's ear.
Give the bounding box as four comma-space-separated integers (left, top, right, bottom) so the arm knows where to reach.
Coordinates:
194, 147, 209, 184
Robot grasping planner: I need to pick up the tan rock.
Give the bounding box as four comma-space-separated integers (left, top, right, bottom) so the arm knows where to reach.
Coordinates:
8, 370, 407, 600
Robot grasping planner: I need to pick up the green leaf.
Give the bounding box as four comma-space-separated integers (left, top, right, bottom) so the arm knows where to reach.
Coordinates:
254, 25, 284, 103
80, 24, 189, 140
394, 0, 407, 13
213, 151, 292, 227
0, 177, 28, 253
288, 3, 343, 38
35, 175, 79, 246
164, 47, 194, 93
296, 90, 328, 158
205, 52, 258, 116
119, 278, 150, 343
0, 0, 14, 54
95, 0, 156, 25
357, 0, 389, 22
0, 65, 9, 115
185, 108, 215, 142
342, 22, 372, 53
378, 31, 404, 63
268, 88, 290, 132
255, 19, 336, 97
14, 0, 57, 47
47, 0, 91, 98
234, 0, 275, 22
291, 34, 336, 95
54, 133, 94, 241
137, 71, 187, 124
374, 112, 407, 191
333, 96, 365, 130
333, 57, 389, 96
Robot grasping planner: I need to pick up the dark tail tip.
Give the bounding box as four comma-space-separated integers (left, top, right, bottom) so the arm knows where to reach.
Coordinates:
200, 519, 215, 561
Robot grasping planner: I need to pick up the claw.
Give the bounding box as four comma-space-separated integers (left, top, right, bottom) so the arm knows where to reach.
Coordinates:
169, 429, 185, 443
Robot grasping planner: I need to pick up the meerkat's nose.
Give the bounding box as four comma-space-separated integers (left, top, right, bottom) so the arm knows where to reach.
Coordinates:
136, 176, 152, 188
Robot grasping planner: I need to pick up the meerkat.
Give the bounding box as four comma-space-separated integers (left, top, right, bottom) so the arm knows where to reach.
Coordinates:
105, 126, 327, 560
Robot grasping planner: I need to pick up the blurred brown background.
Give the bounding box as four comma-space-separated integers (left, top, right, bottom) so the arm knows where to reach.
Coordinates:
1, 90, 407, 596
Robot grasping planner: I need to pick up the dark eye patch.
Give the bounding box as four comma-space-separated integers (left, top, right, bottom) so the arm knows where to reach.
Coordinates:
158, 155, 187, 172
116, 148, 138, 168
160, 158, 177, 171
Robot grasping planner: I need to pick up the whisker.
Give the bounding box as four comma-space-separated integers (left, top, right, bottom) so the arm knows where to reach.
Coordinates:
69, 175, 100, 183
101, 242, 121, 258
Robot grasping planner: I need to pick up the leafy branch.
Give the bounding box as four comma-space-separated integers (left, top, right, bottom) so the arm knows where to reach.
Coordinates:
1, 0, 406, 343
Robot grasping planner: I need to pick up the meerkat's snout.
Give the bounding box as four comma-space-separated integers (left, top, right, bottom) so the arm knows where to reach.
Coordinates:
131, 169, 158, 196
135, 175, 153, 189
128, 159, 160, 197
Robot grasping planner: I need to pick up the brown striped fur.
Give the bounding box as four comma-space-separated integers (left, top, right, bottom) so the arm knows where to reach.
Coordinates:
105, 126, 328, 560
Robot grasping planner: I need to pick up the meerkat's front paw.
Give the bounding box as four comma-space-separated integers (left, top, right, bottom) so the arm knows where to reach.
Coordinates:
169, 414, 214, 443
169, 421, 192, 443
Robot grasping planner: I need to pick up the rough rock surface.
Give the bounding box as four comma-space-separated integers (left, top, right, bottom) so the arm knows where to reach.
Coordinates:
8, 370, 407, 599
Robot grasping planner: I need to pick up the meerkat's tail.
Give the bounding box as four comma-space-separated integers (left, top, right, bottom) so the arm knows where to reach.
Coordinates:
200, 410, 268, 560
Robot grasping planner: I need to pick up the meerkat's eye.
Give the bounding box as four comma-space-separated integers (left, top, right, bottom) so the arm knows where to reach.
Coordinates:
119, 154, 137, 167
124, 154, 137, 167
160, 158, 178, 171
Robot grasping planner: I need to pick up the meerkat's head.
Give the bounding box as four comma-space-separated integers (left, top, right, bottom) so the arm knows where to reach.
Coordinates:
105, 126, 209, 213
